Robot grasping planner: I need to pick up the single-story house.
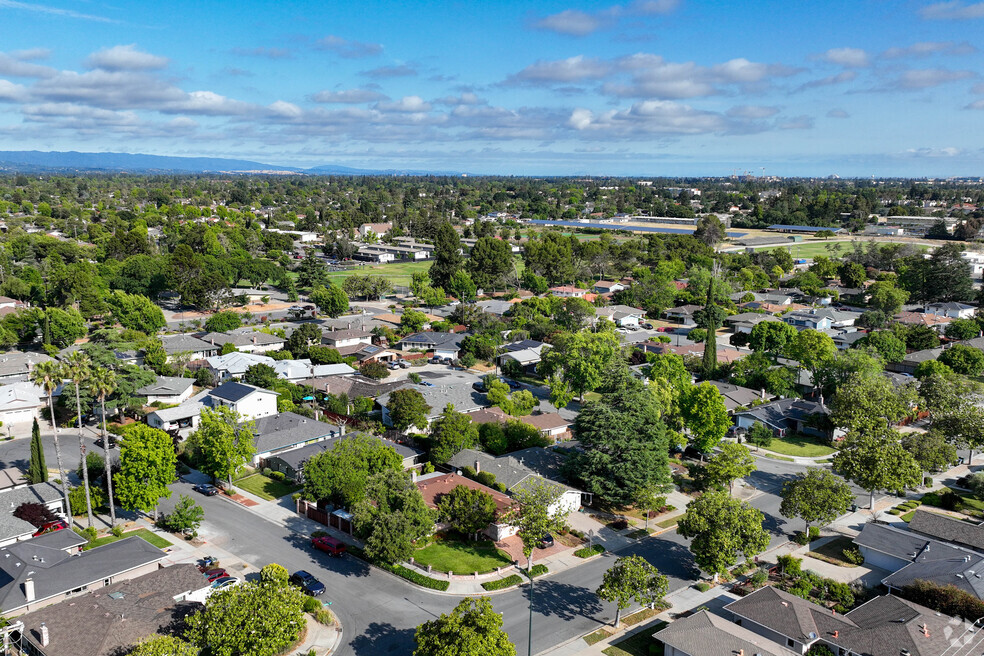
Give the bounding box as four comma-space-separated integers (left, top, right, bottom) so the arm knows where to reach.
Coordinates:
396, 332, 464, 360
198, 330, 285, 354
250, 411, 340, 466
521, 412, 574, 441
733, 397, 839, 440
595, 305, 645, 327
640, 342, 748, 365
655, 609, 800, 656
0, 352, 54, 383
0, 482, 68, 547
782, 311, 832, 331
377, 377, 486, 427
271, 359, 355, 382
0, 381, 44, 426
415, 471, 518, 541
135, 376, 194, 405
263, 432, 421, 481
893, 311, 952, 332
322, 328, 373, 349
726, 313, 781, 334
926, 301, 976, 320
204, 351, 276, 381
705, 380, 772, 412
447, 448, 585, 515
16, 563, 210, 656
159, 334, 218, 362
358, 222, 392, 238
592, 280, 625, 295
497, 340, 549, 373
908, 507, 984, 552
664, 305, 702, 326
831, 330, 867, 350
476, 300, 515, 317
548, 286, 587, 298
0, 534, 167, 616
298, 374, 404, 400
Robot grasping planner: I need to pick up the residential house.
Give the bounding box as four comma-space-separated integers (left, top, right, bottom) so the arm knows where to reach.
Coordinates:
521, 412, 574, 442
548, 286, 587, 298
730, 292, 793, 306
831, 330, 868, 350
263, 432, 421, 481
134, 376, 194, 405
271, 359, 355, 382
706, 380, 772, 412
640, 341, 748, 365
358, 222, 392, 239
204, 351, 276, 381
146, 381, 278, 434
655, 610, 800, 656
415, 471, 518, 540
476, 300, 515, 317
0, 352, 54, 383
926, 301, 976, 320
198, 330, 285, 354
0, 534, 167, 616
396, 332, 464, 360
892, 346, 945, 375
726, 312, 781, 334
497, 340, 549, 374
782, 311, 833, 331
0, 483, 68, 547
733, 398, 839, 440
0, 382, 44, 426
909, 507, 984, 552
57, 344, 143, 367
159, 334, 218, 363
322, 328, 373, 349
447, 448, 585, 514
592, 280, 625, 295
595, 305, 645, 327
377, 375, 486, 427
664, 305, 702, 326
17, 564, 210, 656
893, 311, 953, 332
249, 411, 341, 466
298, 374, 404, 400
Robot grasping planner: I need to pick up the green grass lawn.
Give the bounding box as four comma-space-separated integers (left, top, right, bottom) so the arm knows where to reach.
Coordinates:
603, 621, 667, 656
84, 528, 172, 551
293, 254, 526, 289
759, 435, 837, 458
761, 240, 929, 260
413, 539, 513, 575
806, 535, 858, 568
235, 473, 301, 501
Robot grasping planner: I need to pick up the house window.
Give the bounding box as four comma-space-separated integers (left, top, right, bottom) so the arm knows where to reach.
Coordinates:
734, 619, 742, 626
786, 639, 795, 648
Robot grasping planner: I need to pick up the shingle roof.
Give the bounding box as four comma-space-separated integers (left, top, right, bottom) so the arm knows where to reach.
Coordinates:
160, 334, 216, 355
18, 563, 208, 656
251, 412, 338, 455
209, 381, 274, 403
299, 374, 404, 399
734, 398, 829, 431
415, 472, 515, 517
706, 380, 769, 411
654, 610, 800, 656
377, 376, 485, 419
909, 508, 984, 551
267, 433, 421, 471
397, 332, 464, 349
134, 376, 193, 397
446, 448, 578, 495
0, 352, 53, 379
0, 381, 43, 411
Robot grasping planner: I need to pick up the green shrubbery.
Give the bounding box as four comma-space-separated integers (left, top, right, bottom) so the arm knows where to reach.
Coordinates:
574, 544, 606, 558
482, 574, 523, 591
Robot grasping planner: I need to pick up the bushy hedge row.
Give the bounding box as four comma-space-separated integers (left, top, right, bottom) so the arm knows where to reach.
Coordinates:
347, 544, 451, 591
574, 544, 606, 558
482, 574, 523, 591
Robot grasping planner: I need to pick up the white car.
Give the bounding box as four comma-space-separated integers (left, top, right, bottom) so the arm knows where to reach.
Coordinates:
206, 577, 242, 597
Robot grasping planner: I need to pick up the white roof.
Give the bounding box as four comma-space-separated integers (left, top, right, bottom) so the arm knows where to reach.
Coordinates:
0, 382, 43, 411
205, 352, 275, 375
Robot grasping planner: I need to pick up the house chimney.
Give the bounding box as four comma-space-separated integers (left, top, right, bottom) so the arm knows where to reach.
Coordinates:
475, 460, 481, 474
24, 577, 35, 602
760, 388, 765, 400
833, 630, 838, 639
411, 470, 418, 483
40, 622, 48, 647
252, 335, 257, 344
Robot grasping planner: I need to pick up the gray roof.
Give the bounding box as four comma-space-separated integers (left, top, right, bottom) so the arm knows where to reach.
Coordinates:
299, 374, 404, 399
0, 536, 166, 613
706, 380, 769, 411
160, 333, 217, 356
476, 300, 514, 316
267, 433, 421, 471
378, 375, 486, 419
854, 522, 956, 563
251, 412, 339, 456
18, 563, 208, 656
654, 610, 800, 656
446, 448, 578, 495
199, 331, 285, 347
909, 508, 984, 551
135, 376, 193, 397
0, 482, 66, 545
0, 352, 53, 379
210, 381, 272, 403
397, 332, 464, 350
734, 397, 829, 431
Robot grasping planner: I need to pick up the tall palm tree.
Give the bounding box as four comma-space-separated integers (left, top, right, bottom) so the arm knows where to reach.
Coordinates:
28, 360, 71, 517
64, 351, 94, 528
89, 367, 118, 528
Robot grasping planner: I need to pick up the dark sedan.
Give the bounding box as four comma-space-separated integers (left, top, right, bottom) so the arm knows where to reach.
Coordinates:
193, 483, 220, 496
290, 570, 326, 596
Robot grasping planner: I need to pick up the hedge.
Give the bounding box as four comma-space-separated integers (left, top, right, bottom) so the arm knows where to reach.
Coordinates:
347, 545, 451, 591
528, 564, 548, 578
482, 574, 523, 591
574, 544, 606, 558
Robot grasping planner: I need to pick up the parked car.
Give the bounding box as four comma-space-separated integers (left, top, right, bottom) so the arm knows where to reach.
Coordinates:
94, 435, 118, 449
203, 568, 229, 583
209, 577, 241, 591
429, 356, 442, 364
641, 322, 654, 330
32, 520, 68, 537
290, 570, 326, 596
193, 483, 220, 496
504, 379, 522, 390
420, 381, 434, 387
388, 362, 400, 370
312, 535, 346, 557
538, 534, 555, 549
398, 360, 410, 369
197, 556, 219, 572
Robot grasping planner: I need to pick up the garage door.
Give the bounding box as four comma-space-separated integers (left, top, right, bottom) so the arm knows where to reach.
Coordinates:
0, 409, 34, 424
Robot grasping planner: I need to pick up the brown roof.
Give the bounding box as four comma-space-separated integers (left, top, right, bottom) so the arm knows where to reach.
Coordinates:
522, 412, 571, 431
466, 407, 510, 425
416, 473, 515, 517
894, 311, 953, 327
643, 341, 748, 364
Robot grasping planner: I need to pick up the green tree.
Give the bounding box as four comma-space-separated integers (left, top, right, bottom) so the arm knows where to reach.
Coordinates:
27, 418, 47, 484
555, 297, 596, 330
45, 306, 87, 347
309, 283, 349, 317
467, 236, 513, 290
856, 330, 905, 363
945, 318, 981, 341
695, 277, 727, 378
186, 579, 307, 656
64, 350, 95, 528
105, 290, 166, 334
115, 424, 176, 521
143, 338, 170, 375
243, 363, 278, 389
547, 374, 574, 410
507, 477, 568, 566
29, 360, 70, 513
748, 321, 798, 360
596, 555, 669, 627
400, 309, 428, 334
745, 421, 773, 449
448, 270, 477, 303
302, 433, 403, 507
839, 261, 866, 289
830, 371, 916, 436
260, 563, 290, 584
88, 366, 118, 526
353, 469, 434, 563
189, 407, 255, 486
204, 310, 243, 333
429, 223, 465, 291
914, 360, 953, 380
437, 485, 497, 539
540, 330, 620, 401
901, 430, 957, 476
414, 597, 515, 656
779, 468, 855, 532
162, 494, 204, 535
693, 214, 726, 247
429, 403, 479, 463
786, 329, 836, 389
130, 636, 199, 656
388, 388, 431, 432
676, 491, 770, 576
486, 378, 538, 416
939, 344, 984, 375
567, 381, 672, 507
680, 382, 730, 457
833, 430, 922, 508
705, 442, 756, 495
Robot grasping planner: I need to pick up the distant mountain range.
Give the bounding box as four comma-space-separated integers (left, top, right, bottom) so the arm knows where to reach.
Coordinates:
0, 150, 462, 176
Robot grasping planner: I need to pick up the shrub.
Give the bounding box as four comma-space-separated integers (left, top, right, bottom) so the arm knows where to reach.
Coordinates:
794, 531, 810, 545
842, 547, 864, 565
776, 555, 802, 578
74, 526, 98, 542
574, 544, 606, 558
482, 575, 523, 591
528, 564, 548, 578
808, 526, 820, 540
380, 563, 450, 591
262, 467, 272, 477
901, 579, 984, 621
750, 571, 768, 588
610, 518, 629, 530
887, 509, 900, 515
313, 608, 335, 626
271, 471, 286, 481
111, 525, 124, 538
303, 596, 322, 613
694, 582, 712, 592
924, 476, 933, 486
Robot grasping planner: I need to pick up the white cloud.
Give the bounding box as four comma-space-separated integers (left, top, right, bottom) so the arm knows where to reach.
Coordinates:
920, 1, 984, 19
902, 146, 964, 157
433, 92, 484, 106
778, 115, 814, 130
895, 68, 975, 89
881, 41, 977, 58
533, 9, 611, 35
375, 96, 432, 113
360, 64, 417, 78
315, 35, 383, 59
86, 45, 169, 71
827, 108, 850, 118
10, 48, 50, 61
972, 83, 984, 93
568, 100, 730, 136
0, 0, 115, 23
795, 71, 856, 91
819, 47, 870, 68
0, 79, 27, 102
727, 105, 780, 119
966, 99, 984, 110
267, 100, 303, 118
507, 56, 611, 85
0, 51, 55, 78
311, 88, 388, 103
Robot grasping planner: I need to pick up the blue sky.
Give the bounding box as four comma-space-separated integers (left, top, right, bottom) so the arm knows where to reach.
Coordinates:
0, 0, 982, 176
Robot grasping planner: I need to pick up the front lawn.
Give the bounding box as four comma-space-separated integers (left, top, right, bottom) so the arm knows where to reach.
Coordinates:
603, 621, 667, 656
234, 473, 301, 501
758, 434, 837, 458
84, 528, 172, 551
807, 536, 859, 568
413, 538, 513, 575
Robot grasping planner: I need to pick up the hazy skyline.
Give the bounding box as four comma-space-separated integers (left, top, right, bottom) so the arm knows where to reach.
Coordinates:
0, 0, 982, 176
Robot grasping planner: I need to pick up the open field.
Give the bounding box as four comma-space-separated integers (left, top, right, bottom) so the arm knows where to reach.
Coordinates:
291, 255, 526, 288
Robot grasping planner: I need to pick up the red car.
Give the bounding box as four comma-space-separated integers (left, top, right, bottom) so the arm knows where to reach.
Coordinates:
204, 568, 229, 583
312, 535, 346, 557
33, 520, 68, 537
